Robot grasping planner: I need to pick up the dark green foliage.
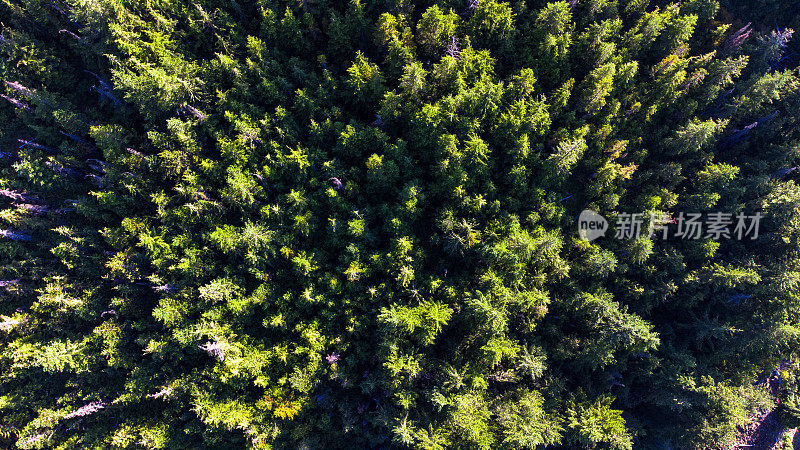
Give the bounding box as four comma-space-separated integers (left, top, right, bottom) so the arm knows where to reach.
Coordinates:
1, 0, 800, 448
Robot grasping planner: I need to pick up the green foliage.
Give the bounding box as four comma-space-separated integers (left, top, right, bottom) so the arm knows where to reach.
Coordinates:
566, 395, 632, 450
495, 389, 563, 448
1, 0, 799, 448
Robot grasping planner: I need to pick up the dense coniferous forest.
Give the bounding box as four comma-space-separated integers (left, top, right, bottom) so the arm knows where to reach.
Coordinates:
2, 0, 800, 448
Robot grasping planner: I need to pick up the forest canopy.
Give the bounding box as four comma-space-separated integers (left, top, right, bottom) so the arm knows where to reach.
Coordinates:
1, 0, 800, 448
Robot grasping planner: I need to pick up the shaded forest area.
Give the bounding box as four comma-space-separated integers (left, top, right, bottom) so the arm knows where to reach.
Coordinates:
2, 0, 800, 448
